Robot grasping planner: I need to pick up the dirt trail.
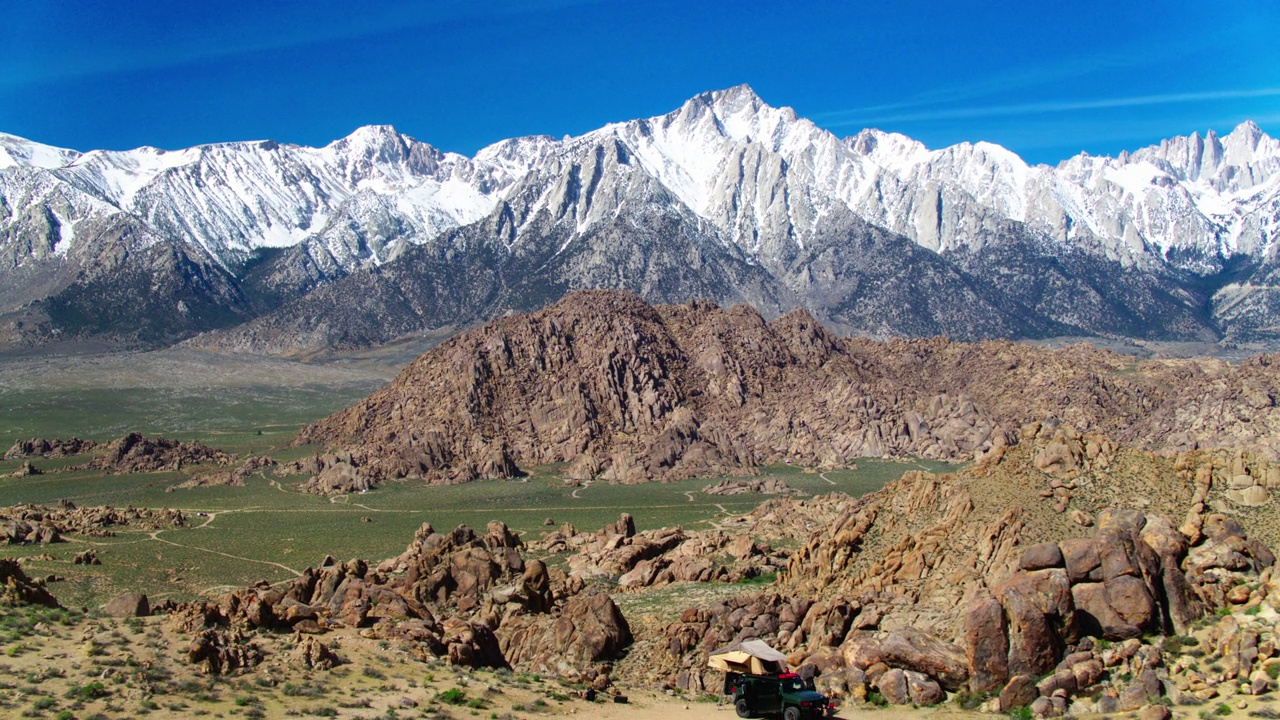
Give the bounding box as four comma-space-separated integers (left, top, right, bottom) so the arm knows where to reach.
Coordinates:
148, 509, 304, 577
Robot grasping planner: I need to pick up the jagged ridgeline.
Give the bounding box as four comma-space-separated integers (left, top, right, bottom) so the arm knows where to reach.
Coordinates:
296, 290, 1280, 488
3, 86, 1280, 352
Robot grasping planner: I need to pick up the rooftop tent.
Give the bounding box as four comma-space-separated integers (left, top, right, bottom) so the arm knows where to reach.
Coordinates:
707, 639, 790, 675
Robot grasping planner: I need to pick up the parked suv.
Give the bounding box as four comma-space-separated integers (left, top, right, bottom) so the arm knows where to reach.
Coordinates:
726, 671, 832, 719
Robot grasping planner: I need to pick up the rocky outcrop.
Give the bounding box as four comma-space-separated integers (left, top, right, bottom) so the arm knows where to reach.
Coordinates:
843, 627, 969, 691
161, 521, 632, 680
499, 588, 633, 677
1, 516, 60, 545
5, 461, 42, 478
79, 433, 232, 474
535, 513, 788, 590
610, 424, 1280, 710
0, 503, 185, 541
278, 451, 374, 496
4, 437, 98, 459
0, 558, 61, 608
703, 478, 799, 496
952, 506, 1280, 713
188, 627, 264, 675
102, 592, 151, 617
170, 456, 276, 490
292, 635, 342, 670
297, 292, 1280, 489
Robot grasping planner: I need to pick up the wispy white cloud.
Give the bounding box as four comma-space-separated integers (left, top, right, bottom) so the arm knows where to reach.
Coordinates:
0, 0, 605, 90
815, 39, 1196, 125
823, 88, 1280, 128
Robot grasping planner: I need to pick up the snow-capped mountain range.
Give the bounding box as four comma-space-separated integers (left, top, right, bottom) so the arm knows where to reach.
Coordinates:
2, 85, 1278, 351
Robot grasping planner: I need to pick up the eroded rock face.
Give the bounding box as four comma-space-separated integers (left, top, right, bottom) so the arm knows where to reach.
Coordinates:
500, 588, 632, 673
162, 521, 632, 679
4, 437, 98, 459
85, 433, 233, 474
965, 595, 1009, 693
842, 628, 968, 691
955, 505, 1278, 704
292, 636, 341, 670
0, 558, 60, 608
297, 292, 1280, 489
0, 503, 185, 542
102, 592, 150, 618
188, 628, 263, 675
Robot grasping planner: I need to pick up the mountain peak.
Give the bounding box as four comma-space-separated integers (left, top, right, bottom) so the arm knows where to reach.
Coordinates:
0, 133, 81, 170
706, 83, 764, 107
338, 124, 407, 147
1226, 119, 1266, 146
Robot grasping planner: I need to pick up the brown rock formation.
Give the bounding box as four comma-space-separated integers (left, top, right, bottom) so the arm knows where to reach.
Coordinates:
297, 291, 1280, 488
703, 478, 799, 496
170, 456, 276, 490
102, 591, 150, 617
0, 558, 60, 608
78, 433, 233, 474
621, 429, 1280, 704
4, 437, 98, 459
0, 503, 185, 542
188, 627, 264, 675
161, 521, 633, 679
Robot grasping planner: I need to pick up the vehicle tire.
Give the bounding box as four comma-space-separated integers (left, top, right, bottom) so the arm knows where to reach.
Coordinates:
783, 707, 801, 720
734, 698, 752, 718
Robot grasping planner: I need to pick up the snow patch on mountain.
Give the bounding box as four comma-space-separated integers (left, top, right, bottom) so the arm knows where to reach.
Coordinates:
2, 86, 1278, 280
0, 133, 81, 170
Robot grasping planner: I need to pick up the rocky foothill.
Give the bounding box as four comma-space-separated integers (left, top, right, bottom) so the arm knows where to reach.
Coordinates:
0, 557, 61, 608
601, 427, 1280, 716
9, 428, 1280, 717
146, 519, 634, 687
536, 513, 789, 591
4, 437, 98, 459
82, 432, 233, 473
167, 455, 277, 490
1, 501, 186, 544
296, 291, 1280, 490
3, 433, 238, 478
276, 451, 374, 495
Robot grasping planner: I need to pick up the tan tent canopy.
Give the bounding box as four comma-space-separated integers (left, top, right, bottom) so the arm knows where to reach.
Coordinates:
707, 639, 789, 675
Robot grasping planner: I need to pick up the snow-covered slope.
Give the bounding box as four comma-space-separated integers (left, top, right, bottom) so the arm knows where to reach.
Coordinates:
2, 125, 536, 275
3, 85, 1280, 349
4, 86, 1277, 276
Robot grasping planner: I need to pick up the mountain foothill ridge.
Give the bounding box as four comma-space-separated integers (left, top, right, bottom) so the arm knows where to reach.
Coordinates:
2, 84, 1279, 352
296, 289, 1280, 487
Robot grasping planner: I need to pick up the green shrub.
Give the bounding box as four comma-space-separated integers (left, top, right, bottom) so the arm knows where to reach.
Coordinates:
437, 688, 467, 705
67, 683, 107, 701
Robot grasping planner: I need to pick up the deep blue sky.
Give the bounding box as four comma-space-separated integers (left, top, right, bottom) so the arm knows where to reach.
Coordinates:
2, 0, 1278, 166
